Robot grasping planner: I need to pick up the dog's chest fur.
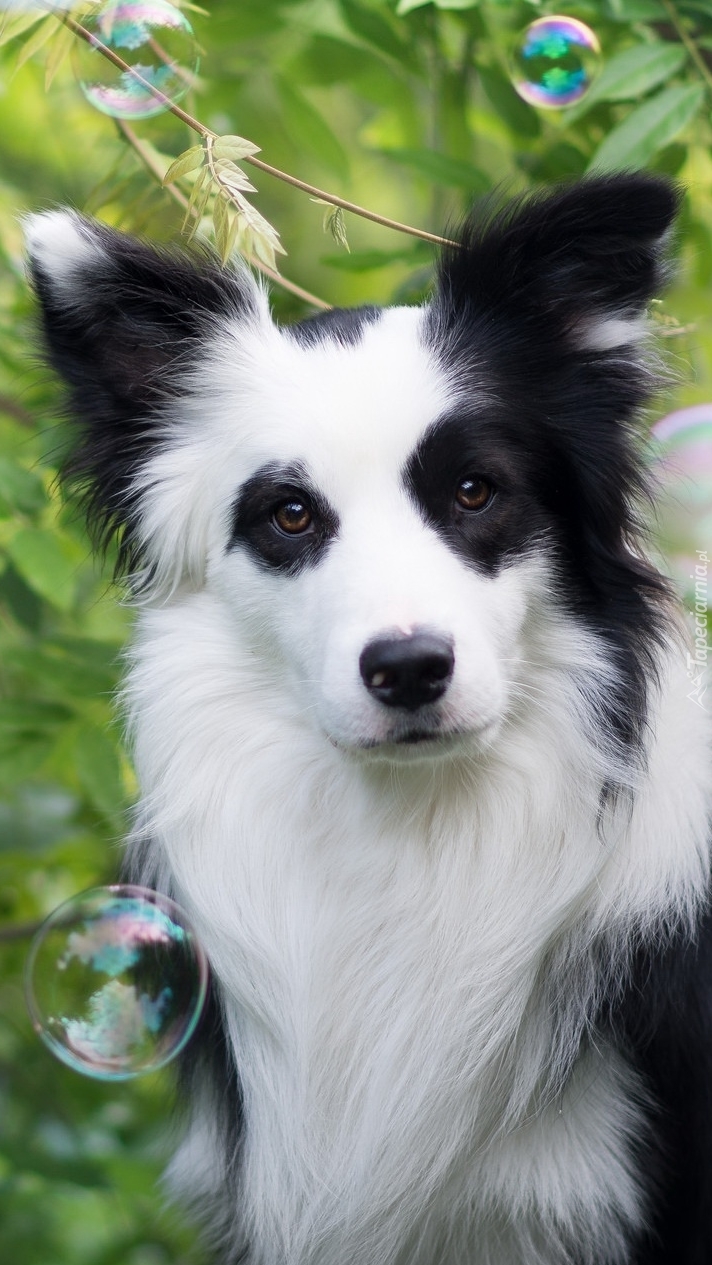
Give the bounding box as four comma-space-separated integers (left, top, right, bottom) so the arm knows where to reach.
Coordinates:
125, 593, 708, 1265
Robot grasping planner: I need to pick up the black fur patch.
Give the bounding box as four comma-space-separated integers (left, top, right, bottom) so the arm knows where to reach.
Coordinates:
229, 460, 339, 576
29, 215, 258, 577
609, 904, 712, 1264
423, 174, 680, 770
403, 410, 556, 575
177, 973, 246, 1174
428, 173, 680, 360
288, 304, 381, 348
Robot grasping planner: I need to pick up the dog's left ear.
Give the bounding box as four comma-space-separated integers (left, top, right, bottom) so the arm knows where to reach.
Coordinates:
433, 173, 681, 351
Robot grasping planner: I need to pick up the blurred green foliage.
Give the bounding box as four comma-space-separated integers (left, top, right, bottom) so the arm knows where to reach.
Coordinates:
0, 0, 711, 1260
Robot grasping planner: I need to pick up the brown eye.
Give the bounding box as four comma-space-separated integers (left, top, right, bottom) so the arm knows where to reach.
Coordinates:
273, 499, 313, 535
455, 477, 494, 512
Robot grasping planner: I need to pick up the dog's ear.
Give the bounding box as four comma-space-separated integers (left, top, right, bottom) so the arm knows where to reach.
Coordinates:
433, 173, 681, 352
25, 209, 265, 403
24, 210, 267, 574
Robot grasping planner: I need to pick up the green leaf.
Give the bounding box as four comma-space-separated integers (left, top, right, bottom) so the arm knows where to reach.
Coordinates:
434, 0, 480, 7
588, 84, 705, 173
212, 135, 261, 161
182, 168, 211, 238
4, 528, 79, 612
0, 734, 53, 787
607, 0, 664, 17
581, 43, 688, 107
276, 79, 350, 182
0, 701, 73, 733
340, 0, 419, 70
163, 145, 205, 185
213, 193, 232, 262
324, 205, 350, 252
478, 66, 541, 138
13, 14, 58, 72
381, 147, 490, 192
212, 159, 256, 194
6, 644, 117, 697
0, 565, 42, 632
72, 724, 126, 825
51, 636, 121, 674
0, 8, 46, 49
44, 21, 75, 91
0, 459, 46, 516
396, 0, 432, 12
291, 35, 380, 86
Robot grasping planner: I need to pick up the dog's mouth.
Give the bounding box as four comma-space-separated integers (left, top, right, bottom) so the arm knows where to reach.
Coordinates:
342, 709, 501, 758
348, 723, 471, 757
367, 728, 447, 747
325, 705, 500, 759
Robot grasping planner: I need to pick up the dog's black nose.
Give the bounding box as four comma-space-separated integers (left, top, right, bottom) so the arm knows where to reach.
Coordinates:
359, 632, 454, 711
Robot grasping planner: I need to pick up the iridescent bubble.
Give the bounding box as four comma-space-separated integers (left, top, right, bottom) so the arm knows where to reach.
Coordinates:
25, 886, 208, 1080
72, 0, 199, 121
650, 404, 712, 605
511, 16, 601, 109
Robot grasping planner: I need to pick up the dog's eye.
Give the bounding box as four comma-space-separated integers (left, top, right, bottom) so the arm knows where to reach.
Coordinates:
455, 477, 495, 512
272, 498, 313, 535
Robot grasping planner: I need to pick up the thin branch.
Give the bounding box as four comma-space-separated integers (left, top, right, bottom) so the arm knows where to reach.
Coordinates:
242, 155, 458, 248
0, 393, 36, 427
660, 0, 712, 97
657, 322, 697, 336
53, 5, 460, 250
0, 919, 43, 943
116, 120, 333, 310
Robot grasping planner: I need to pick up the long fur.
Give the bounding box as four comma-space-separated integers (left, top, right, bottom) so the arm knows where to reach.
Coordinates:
25, 175, 712, 1265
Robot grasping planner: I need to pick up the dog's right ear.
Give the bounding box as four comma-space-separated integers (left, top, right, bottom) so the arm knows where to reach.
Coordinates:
24, 209, 267, 569
24, 209, 266, 405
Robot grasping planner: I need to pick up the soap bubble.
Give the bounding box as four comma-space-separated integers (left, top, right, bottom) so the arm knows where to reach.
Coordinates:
25, 886, 208, 1080
72, 0, 199, 120
511, 16, 601, 109
650, 404, 712, 606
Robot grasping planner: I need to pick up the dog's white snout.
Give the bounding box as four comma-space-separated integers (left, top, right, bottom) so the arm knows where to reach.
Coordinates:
359, 628, 455, 711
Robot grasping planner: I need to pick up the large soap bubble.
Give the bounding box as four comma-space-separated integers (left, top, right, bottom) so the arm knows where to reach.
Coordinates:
650, 404, 712, 607
25, 885, 208, 1080
511, 16, 601, 109
72, 0, 199, 120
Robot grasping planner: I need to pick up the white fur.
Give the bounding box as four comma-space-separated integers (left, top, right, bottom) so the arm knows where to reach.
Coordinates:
113, 309, 711, 1263
23, 209, 109, 293
574, 314, 648, 351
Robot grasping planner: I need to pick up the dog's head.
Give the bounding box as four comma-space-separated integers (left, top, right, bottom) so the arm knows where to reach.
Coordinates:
25, 176, 679, 763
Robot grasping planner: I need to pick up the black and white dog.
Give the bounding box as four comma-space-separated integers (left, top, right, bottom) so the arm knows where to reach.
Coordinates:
25, 175, 712, 1265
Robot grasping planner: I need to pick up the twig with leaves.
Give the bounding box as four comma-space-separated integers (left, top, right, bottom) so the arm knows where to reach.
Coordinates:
118, 119, 331, 310
8, 1, 458, 285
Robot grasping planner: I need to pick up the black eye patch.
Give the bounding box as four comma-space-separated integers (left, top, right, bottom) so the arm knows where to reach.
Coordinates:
403, 413, 555, 574
228, 461, 339, 576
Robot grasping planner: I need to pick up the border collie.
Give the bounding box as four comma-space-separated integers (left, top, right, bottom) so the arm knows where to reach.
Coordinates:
25, 175, 712, 1265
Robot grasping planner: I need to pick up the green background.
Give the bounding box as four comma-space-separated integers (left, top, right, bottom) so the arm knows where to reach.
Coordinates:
1, 1, 711, 1260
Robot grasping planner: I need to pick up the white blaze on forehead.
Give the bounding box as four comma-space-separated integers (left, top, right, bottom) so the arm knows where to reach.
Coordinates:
128, 302, 469, 592
206, 304, 460, 494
